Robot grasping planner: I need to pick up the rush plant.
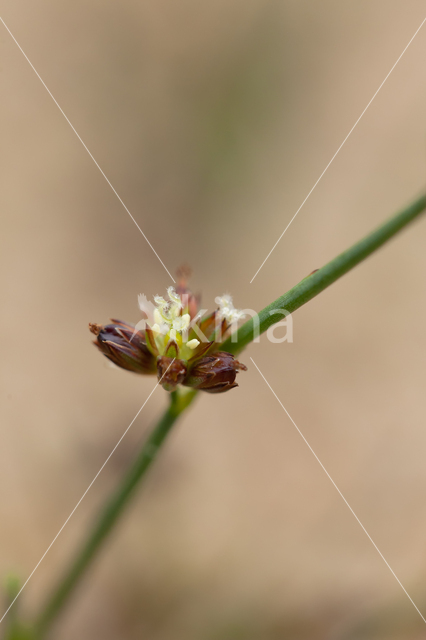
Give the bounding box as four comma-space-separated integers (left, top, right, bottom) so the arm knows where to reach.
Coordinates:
4, 192, 426, 639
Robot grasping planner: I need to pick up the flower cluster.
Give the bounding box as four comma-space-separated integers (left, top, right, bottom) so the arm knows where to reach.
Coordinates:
90, 276, 247, 393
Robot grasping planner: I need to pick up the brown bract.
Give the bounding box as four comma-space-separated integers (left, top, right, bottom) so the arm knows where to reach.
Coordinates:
184, 352, 247, 394
157, 356, 188, 391
90, 320, 157, 374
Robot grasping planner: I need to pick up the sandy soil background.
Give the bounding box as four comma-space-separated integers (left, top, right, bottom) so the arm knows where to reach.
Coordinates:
1, 1, 426, 638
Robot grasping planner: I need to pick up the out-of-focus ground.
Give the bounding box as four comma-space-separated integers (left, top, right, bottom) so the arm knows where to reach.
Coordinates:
1, 1, 426, 638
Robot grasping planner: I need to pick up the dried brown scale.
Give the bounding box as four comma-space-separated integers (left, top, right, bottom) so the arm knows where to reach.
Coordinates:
88, 322, 102, 336
175, 264, 200, 319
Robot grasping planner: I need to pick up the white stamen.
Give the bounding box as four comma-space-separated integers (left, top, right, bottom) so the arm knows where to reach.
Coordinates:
168, 286, 182, 308
187, 339, 200, 349
153, 294, 167, 307
172, 313, 190, 333
215, 294, 245, 322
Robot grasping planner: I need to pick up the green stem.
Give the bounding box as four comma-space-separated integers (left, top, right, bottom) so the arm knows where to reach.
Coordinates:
34, 389, 197, 638
221, 192, 426, 356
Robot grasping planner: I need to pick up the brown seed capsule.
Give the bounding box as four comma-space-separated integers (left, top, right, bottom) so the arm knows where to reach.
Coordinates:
157, 356, 188, 391
183, 351, 247, 394
90, 320, 157, 374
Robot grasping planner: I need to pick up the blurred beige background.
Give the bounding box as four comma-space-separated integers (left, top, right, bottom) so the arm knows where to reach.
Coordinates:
1, 1, 426, 638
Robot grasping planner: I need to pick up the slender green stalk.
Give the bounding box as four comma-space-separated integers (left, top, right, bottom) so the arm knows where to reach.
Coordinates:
222, 193, 426, 356
34, 389, 197, 638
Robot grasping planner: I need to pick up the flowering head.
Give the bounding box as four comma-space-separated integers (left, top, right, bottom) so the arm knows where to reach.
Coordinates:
143, 286, 203, 361
90, 273, 247, 393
